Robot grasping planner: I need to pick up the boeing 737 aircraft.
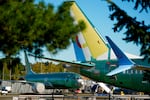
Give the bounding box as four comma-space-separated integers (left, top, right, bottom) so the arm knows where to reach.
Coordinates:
30, 1, 150, 93
1, 51, 83, 94
24, 51, 83, 93
71, 1, 150, 93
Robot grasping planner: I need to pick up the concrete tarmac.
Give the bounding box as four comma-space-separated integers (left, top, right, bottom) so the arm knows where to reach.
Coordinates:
0, 93, 150, 100
0, 93, 107, 100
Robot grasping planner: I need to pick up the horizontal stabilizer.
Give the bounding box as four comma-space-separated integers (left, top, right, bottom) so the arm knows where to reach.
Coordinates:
29, 54, 94, 69
107, 65, 133, 76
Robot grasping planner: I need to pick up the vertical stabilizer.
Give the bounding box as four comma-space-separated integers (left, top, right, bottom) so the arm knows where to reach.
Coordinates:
24, 51, 34, 75
70, 1, 109, 61
105, 36, 134, 65
105, 36, 135, 76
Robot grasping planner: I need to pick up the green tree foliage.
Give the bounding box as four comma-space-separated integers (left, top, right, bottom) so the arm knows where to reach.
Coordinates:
0, 0, 85, 77
0, 0, 85, 56
0, 57, 24, 80
107, 0, 150, 61
32, 62, 64, 73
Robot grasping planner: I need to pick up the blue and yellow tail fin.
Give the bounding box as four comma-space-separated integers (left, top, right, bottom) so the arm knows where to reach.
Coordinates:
70, 1, 109, 61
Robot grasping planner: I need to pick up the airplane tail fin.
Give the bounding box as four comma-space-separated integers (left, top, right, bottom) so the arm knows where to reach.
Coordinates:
105, 36, 135, 76
70, 1, 109, 61
24, 50, 35, 75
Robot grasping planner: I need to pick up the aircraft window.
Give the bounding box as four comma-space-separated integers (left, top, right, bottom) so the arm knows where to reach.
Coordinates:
135, 70, 138, 74
140, 70, 143, 74
131, 70, 133, 74
126, 70, 128, 74
123, 71, 125, 74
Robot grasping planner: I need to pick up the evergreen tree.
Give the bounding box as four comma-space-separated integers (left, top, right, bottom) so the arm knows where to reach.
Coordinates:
107, 0, 150, 61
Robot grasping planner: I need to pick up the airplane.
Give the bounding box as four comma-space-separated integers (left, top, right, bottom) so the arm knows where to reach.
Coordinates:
70, 1, 150, 93
30, 36, 150, 93
24, 50, 84, 93
29, 1, 150, 93
0, 51, 83, 94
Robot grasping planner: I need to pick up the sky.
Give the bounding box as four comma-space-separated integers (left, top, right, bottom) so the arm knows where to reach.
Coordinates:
24, 0, 150, 64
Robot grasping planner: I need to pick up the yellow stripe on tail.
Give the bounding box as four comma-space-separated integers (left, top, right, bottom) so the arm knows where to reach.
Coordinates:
70, 2, 108, 60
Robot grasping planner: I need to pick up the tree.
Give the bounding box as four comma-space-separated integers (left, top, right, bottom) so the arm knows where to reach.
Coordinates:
0, 57, 24, 80
0, 1, 85, 56
107, 0, 150, 61
0, 1, 85, 75
32, 62, 64, 73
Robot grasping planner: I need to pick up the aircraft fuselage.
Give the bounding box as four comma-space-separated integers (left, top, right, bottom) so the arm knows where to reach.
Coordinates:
25, 72, 82, 89
80, 59, 150, 93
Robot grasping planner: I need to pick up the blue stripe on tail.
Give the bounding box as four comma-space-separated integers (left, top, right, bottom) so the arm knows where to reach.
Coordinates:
73, 41, 86, 62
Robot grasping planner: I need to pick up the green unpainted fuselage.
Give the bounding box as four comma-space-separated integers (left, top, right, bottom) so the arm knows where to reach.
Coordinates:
25, 72, 82, 89
80, 59, 150, 93
24, 50, 82, 90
